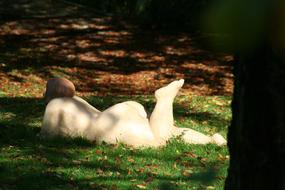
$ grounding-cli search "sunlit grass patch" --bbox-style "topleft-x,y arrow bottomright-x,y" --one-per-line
0,95 -> 230,190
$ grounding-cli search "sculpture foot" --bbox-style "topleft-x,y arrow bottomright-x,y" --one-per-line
212,133 -> 227,146
155,79 -> 184,100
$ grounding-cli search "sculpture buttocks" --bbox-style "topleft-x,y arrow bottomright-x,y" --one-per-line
40,79 -> 227,148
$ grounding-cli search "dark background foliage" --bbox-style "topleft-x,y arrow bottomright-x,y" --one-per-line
66,0 -> 216,31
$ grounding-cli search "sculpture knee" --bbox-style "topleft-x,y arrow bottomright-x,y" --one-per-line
124,101 -> 147,118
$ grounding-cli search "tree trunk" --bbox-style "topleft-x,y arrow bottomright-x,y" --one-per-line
225,44 -> 285,189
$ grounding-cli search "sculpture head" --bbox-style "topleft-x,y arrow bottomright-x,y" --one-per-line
44,77 -> 75,104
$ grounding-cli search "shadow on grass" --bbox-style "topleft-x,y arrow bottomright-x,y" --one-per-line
0,126 -> 223,189
0,140 -> 221,190
0,96 -> 227,189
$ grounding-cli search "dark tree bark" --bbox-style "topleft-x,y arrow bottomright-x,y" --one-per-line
221,0 -> 285,188
204,0 -> 285,189
225,42 -> 285,189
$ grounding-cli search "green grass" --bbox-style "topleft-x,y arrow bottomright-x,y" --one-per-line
0,95 -> 231,190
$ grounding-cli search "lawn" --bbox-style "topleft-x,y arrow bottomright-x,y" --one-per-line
0,1 -> 232,189
0,95 -> 231,190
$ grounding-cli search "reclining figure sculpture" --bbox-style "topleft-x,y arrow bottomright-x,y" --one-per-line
41,78 -> 226,147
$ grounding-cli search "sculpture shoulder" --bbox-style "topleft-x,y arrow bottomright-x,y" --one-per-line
73,96 -> 101,113
46,96 -> 100,115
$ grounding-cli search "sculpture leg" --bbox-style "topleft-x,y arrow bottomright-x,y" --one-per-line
179,128 -> 227,146
149,79 -> 227,146
149,79 -> 184,140
86,101 -> 160,147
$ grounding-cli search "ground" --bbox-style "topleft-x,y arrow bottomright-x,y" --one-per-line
0,0 -> 233,98
0,1 -> 233,190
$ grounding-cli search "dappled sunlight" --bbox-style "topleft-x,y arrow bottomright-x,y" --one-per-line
75,39 -> 94,49
164,46 -> 205,56
78,52 -> 108,62
0,21 -> 31,35
0,0 -> 233,97
99,50 -> 127,58
129,52 -> 165,63
98,30 -> 131,37
56,18 -> 111,30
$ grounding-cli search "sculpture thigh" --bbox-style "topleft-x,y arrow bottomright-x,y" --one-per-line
85,101 -> 158,147
41,97 -> 158,147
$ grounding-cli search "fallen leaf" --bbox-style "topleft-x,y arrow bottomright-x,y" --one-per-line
217,154 -> 229,162
96,168 -> 104,175
108,171 -> 113,176
183,151 -> 197,158
181,161 -> 192,168
145,176 -> 153,183
182,170 -> 193,177
116,171 -> 121,176
200,158 -> 208,162
85,175 -> 93,180
137,168 -> 145,173
95,150 -> 103,155
72,160 -> 82,165
127,157 -> 135,163
145,164 -> 159,169
115,156 -> 121,164
136,184 -> 147,189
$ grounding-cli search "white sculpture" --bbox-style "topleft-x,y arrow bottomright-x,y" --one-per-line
40,79 -> 227,147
